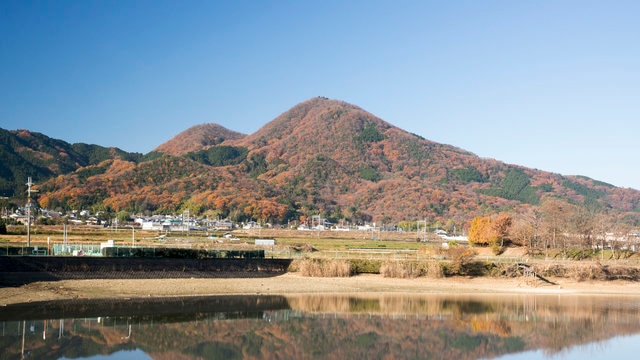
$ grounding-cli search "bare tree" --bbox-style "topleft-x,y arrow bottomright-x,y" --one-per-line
570,206 -> 598,252
540,199 -> 575,258
593,212 -> 613,261
511,208 -> 542,255
610,222 -> 632,262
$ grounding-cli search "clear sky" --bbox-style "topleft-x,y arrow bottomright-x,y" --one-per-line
1,1 -> 639,189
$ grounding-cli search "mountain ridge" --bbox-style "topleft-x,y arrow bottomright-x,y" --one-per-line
2,97 -> 639,227
0,128 -> 141,197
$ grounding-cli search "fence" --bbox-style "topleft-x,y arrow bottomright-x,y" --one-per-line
265,248 -> 423,261
0,245 -> 47,256
52,243 -> 102,256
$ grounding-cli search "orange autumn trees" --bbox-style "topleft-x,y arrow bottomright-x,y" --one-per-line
25,97 -> 640,229
468,213 -> 513,254
469,217 -> 492,246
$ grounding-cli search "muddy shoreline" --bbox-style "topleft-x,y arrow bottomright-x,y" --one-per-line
2,273 -> 640,307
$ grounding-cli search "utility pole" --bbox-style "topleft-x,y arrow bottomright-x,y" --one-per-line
417,219 -> 427,242
26,177 -> 38,247
0,196 -> 9,222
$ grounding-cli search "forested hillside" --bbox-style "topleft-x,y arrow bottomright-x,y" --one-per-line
4,98 -> 640,229
153,123 -> 245,155
0,128 -> 141,197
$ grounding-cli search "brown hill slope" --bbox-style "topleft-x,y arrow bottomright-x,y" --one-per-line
221,97 -> 640,224
224,97 -> 498,222
0,128 -> 141,197
231,97 -> 472,169
154,123 -> 245,155
38,97 -> 640,226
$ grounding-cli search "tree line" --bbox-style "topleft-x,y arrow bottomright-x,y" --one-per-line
469,198 -> 636,259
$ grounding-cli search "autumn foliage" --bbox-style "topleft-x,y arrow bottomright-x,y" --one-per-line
10,97 -> 637,228
469,214 -> 513,254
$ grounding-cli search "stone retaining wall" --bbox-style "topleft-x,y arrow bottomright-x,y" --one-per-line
0,256 -> 292,285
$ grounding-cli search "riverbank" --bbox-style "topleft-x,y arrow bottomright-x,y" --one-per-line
2,273 -> 640,306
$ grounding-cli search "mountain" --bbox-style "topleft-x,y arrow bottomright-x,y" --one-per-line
6,97 -> 640,226
221,97 -> 640,224
153,123 -> 245,156
0,128 -> 141,197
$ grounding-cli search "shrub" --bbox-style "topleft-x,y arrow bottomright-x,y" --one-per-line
446,247 -> 478,274
349,259 -> 382,274
490,241 -> 504,255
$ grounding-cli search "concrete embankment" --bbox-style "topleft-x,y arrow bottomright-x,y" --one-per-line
0,256 -> 292,285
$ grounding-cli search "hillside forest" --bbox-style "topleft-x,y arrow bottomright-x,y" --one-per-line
1,98 -> 640,255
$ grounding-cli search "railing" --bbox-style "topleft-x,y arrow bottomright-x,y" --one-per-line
0,245 -> 47,256
1,242 -> 638,266
265,248 -> 426,261
53,244 -> 102,256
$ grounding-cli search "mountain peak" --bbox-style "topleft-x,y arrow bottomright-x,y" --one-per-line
237,97 -> 386,145
4,97 -> 640,226
154,123 -> 245,155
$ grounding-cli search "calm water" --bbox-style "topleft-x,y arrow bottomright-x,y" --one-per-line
1,293 -> 639,359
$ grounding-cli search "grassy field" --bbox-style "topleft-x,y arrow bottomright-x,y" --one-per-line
0,224 -> 433,255
3,224 -> 640,282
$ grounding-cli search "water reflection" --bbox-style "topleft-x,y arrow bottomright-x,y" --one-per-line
1,294 -> 639,359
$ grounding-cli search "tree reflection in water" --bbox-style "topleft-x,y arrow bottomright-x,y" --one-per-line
1,294 -> 639,359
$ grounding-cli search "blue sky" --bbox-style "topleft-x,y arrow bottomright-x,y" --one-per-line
1,1 -> 639,189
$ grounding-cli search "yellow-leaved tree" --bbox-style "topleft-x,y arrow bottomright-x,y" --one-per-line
468,216 -> 492,246
469,214 -> 513,255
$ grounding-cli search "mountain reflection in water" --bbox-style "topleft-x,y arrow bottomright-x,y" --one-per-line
1,294 -> 639,359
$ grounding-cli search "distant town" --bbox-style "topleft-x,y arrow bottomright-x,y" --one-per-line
2,205 -> 469,243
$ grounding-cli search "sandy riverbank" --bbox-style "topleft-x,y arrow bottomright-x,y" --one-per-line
2,273 -> 640,306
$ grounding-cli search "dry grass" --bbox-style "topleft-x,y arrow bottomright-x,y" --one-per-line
536,262 -> 640,282
380,261 -> 415,278
380,261 -> 444,279
423,261 -> 445,278
291,259 -> 352,277
291,258 -> 447,279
